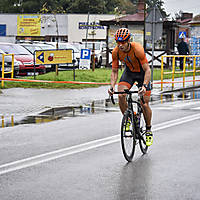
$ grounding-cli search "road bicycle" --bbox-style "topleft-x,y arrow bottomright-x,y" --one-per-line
111,89 -> 148,162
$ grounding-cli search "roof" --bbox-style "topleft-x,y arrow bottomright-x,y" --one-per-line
100,12 -> 145,26
176,18 -> 192,24
189,20 -> 200,25
117,12 -> 144,22
100,13 -> 176,28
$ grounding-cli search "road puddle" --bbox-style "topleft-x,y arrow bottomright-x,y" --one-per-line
157,89 -> 200,104
1,88 -> 200,128
0,100 -> 119,128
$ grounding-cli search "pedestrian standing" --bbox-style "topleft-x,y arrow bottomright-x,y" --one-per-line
177,38 -> 189,70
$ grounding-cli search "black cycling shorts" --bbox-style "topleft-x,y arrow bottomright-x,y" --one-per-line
119,67 -> 151,91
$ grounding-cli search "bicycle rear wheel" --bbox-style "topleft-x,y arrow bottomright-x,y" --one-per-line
121,110 -> 136,162
139,112 -> 148,154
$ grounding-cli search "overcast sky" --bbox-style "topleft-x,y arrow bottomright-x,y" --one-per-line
163,0 -> 200,18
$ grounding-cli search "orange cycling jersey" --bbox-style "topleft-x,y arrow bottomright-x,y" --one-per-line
112,42 -> 148,72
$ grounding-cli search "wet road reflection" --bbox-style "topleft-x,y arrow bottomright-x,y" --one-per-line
0,100 -> 119,128
1,88 -> 200,128
157,89 -> 200,104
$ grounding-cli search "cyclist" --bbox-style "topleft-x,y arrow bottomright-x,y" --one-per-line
108,28 -> 153,146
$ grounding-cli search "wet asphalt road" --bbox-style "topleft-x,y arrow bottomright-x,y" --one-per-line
0,86 -> 200,199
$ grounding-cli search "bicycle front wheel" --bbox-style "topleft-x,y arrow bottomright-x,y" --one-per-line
121,110 -> 136,162
139,112 -> 148,154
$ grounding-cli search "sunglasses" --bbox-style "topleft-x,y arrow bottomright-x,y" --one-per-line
116,41 -> 127,45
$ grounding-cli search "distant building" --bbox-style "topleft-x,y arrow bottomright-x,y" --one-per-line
100,0 -> 177,67
0,13 -> 115,43
175,12 -> 193,43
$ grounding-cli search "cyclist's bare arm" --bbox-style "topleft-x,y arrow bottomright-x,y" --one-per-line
111,67 -> 118,88
108,67 -> 118,95
142,63 -> 151,85
139,63 -> 151,95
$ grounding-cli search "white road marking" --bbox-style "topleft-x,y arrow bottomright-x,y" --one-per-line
191,107 -> 200,110
154,100 -> 200,110
1,113 -> 200,175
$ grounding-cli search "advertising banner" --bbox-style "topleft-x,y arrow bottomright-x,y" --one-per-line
17,14 -> 41,36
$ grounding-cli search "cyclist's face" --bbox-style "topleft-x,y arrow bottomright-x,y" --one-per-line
117,40 -> 129,52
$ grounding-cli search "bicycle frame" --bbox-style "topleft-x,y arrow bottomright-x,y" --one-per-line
111,89 -> 145,133
110,89 -> 148,161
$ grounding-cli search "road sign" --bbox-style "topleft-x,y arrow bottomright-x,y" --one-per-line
145,6 -> 163,41
179,31 -> 186,39
145,5 -> 164,84
35,49 -> 73,65
79,49 -> 91,69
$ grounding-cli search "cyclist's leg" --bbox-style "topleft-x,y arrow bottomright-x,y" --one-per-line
137,81 -> 153,146
118,84 -> 129,114
143,91 -> 153,146
118,68 -> 135,115
136,79 -> 152,127
142,91 -> 152,129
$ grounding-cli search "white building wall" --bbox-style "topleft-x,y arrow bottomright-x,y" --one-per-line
40,14 -> 68,36
67,14 -> 115,43
0,14 -> 17,42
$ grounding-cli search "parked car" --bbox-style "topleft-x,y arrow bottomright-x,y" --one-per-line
0,43 -> 46,76
0,49 -> 19,77
48,42 -> 80,69
17,42 -> 55,72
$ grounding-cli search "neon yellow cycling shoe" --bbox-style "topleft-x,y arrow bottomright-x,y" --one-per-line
146,131 -> 153,146
125,118 -> 131,131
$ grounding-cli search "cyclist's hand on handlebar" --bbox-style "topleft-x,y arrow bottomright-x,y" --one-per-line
138,86 -> 146,96
108,87 -> 115,96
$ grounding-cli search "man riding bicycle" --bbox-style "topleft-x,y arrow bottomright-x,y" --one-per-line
108,28 -> 153,146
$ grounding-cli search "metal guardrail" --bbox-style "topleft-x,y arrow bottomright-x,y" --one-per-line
161,55 -> 200,90
1,54 -> 15,87
1,115 -> 14,128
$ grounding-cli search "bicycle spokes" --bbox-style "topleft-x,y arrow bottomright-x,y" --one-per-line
121,113 -> 136,162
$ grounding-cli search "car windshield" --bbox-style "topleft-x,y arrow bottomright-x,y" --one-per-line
22,45 -> 42,54
58,43 -> 79,53
39,44 -> 55,50
86,43 -> 101,50
0,44 -> 31,55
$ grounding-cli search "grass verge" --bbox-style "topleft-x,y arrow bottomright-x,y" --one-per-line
1,67 -> 200,89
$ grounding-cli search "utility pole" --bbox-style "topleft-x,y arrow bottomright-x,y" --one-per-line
54,14 -> 59,76
143,0 -> 146,50
88,21 -> 96,72
85,12 -> 90,48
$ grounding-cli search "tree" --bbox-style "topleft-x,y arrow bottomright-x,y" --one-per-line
145,0 -> 168,18
0,0 -> 168,16
130,0 -> 168,18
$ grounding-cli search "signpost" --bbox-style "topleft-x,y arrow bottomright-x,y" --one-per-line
34,49 -> 73,79
35,49 -> 73,65
79,49 -> 91,70
145,5 -> 163,85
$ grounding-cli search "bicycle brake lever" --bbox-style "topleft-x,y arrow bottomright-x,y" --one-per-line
110,95 -> 115,105
110,88 -> 115,105
141,96 -> 145,104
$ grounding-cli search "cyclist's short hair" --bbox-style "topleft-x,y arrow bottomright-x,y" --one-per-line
115,28 -> 131,42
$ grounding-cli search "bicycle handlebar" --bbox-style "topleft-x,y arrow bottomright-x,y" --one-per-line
110,89 -> 145,105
